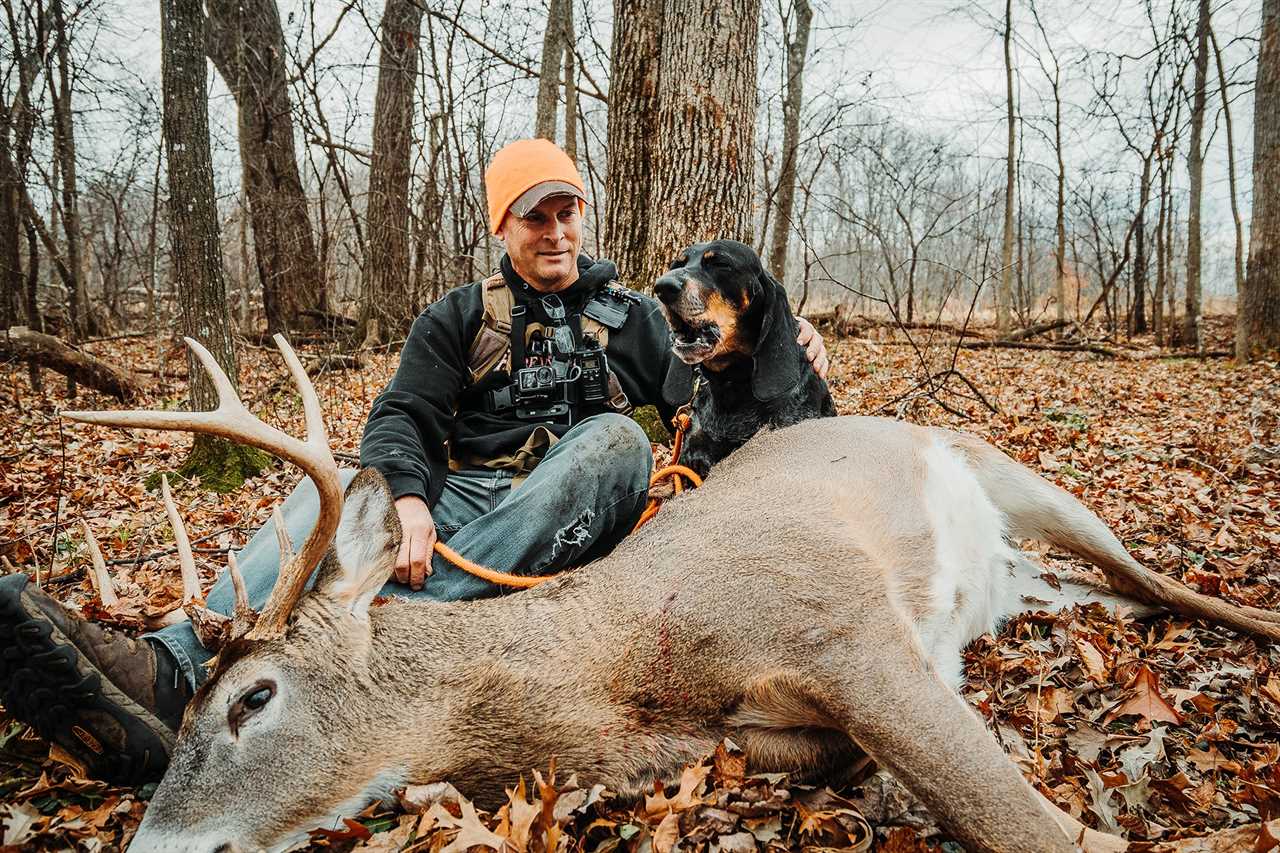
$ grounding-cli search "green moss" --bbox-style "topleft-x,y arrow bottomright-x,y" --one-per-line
630,404 -> 672,445
145,436 -> 272,494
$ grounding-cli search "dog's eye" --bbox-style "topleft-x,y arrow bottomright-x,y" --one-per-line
668,255 -> 689,270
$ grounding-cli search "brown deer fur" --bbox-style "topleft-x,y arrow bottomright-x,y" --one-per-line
123,415 -> 1280,853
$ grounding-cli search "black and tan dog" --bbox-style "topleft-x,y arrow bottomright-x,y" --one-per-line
654,239 -> 836,478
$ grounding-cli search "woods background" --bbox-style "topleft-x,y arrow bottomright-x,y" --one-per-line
3,1 -> 1280,849
3,0 -> 1279,376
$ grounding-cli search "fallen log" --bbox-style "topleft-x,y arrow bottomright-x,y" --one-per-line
960,339 -> 1119,357
805,310 -> 987,339
1005,319 -> 1074,341
300,308 -> 357,328
960,339 -> 1235,360
1,326 -> 144,401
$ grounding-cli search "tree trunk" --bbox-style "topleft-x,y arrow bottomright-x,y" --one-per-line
1132,155 -> 1151,334
766,0 -> 811,284
161,0 -> 268,491
0,107 -> 21,330
640,0 -> 762,294
603,0 -> 663,288
206,0 -> 326,336
1154,152 -> 1169,346
1208,28 -> 1245,353
562,0 -> 577,164
1241,0 -> 1280,360
1052,70 -> 1066,338
536,0 -> 568,142
50,0 -> 90,342
998,0 -> 1016,334
359,0 -> 424,345
1184,0 -> 1210,350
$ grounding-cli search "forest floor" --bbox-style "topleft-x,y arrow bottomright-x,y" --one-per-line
0,316 -> 1277,851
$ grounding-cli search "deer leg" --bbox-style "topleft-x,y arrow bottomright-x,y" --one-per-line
811,621 -> 1122,853
953,432 -> 1280,639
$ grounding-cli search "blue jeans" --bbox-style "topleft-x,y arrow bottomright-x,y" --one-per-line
149,414 -> 652,689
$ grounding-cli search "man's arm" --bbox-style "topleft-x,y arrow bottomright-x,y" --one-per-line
361,294 -> 474,590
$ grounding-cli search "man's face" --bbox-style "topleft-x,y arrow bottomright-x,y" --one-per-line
498,195 -> 583,293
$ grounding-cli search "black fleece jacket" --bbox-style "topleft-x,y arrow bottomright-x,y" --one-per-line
359,254 -> 693,507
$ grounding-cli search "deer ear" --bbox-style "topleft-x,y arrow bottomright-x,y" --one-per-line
314,468 -> 401,619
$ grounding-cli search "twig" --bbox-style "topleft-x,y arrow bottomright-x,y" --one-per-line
106,546 -> 232,567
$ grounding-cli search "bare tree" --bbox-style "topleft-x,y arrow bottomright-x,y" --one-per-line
160,0 -> 267,489
205,0 -> 326,336
49,0 -> 90,341
1208,28 -> 1244,329
603,0 -> 662,287
997,0 -> 1015,334
1027,1 -> 1066,337
535,0 -> 569,142
358,0 -> 424,345
640,0 -> 763,291
1183,0 -> 1209,350
766,0 -> 812,283
1241,0 -> 1280,360
562,0 -> 578,164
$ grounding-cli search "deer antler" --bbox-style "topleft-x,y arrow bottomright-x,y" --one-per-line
80,521 -> 120,609
158,472 -> 233,649
63,335 -> 342,642
159,475 -> 202,606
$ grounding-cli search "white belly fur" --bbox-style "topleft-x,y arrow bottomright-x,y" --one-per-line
912,438 -> 1021,687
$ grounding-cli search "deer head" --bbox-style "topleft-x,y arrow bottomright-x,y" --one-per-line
129,469 -> 407,852
65,338 -> 412,851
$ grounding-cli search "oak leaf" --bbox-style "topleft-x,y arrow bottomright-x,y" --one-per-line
1108,665 -> 1182,725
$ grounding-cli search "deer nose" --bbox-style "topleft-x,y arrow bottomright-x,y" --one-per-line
653,274 -> 683,304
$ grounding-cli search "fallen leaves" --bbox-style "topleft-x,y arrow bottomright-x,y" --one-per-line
1,319 -> 1278,850
1108,666 -> 1184,726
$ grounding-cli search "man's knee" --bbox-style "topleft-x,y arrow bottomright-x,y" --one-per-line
587,413 -> 651,465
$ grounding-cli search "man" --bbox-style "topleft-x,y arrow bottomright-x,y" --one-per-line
0,139 -> 828,784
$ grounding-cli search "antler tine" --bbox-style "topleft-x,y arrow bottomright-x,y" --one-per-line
225,551 -> 258,640
160,475 -> 202,605
272,507 -> 295,566
80,521 -> 120,609
63,335 -> 344,642
272,333 -> 326,449
227,551 -> 250,615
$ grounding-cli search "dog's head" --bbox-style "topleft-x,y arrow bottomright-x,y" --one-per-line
653,239 -> 805,401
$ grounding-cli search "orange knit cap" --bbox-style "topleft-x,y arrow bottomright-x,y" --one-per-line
485,139 -> 587,235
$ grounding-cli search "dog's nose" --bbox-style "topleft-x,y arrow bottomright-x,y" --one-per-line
653,274 -> 683,304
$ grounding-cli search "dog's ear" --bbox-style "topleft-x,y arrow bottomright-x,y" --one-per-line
751,271 -> 806,402
662,356 -> 695,408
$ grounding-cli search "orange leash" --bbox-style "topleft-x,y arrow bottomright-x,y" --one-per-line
631,408 -> 703,531
431,540 -> 546,589
432,389 -> 704,588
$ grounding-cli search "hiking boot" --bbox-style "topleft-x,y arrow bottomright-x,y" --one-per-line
0,572 -> 192,785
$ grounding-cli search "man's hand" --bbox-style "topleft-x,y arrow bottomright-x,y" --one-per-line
796,317 -> 829,379
394,495 -> 437,591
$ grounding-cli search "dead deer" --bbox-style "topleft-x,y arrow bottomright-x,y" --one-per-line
62,337 -> 1279,853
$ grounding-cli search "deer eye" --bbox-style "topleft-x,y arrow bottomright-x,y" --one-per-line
229,679 -> 276,735
244,686 -> 272,710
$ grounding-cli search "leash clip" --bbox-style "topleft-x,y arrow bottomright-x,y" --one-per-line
672,370 -> 702,432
